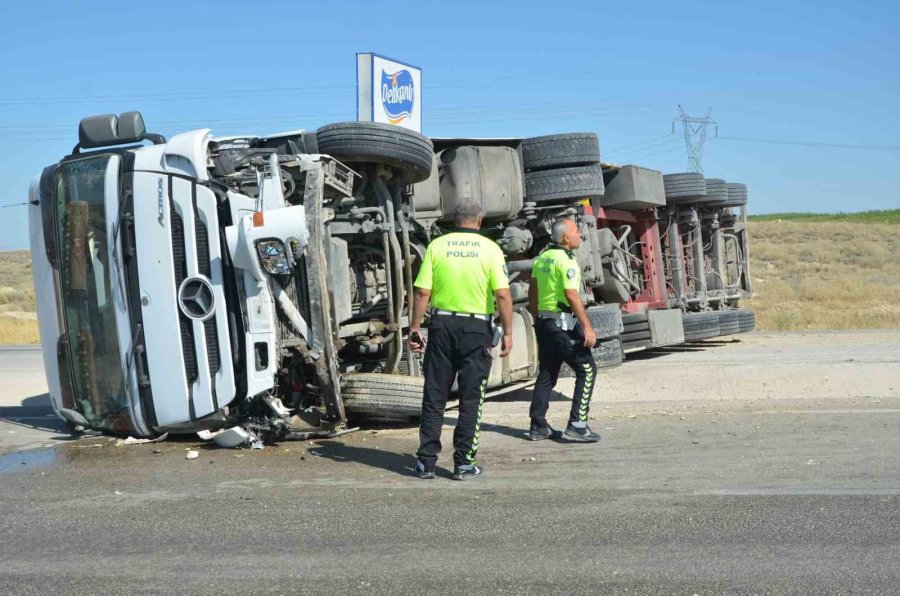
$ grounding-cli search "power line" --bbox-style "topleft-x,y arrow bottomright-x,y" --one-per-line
0,72 -> 626,106
718,135 -> 900,152
608,136 -> 682,159
622,144 -> 687,161
608,133 -> 675,152
608,143 -> 687,164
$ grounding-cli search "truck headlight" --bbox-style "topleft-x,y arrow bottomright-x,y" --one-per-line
256,240 -> 292,275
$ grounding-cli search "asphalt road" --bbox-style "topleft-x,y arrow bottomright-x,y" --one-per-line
0,346 -> 68,453
1,331 -> 900,594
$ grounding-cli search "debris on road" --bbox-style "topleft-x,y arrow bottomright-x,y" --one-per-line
185,450 -> 199,460
198,427 -> 260,449
118,433 -> 169,447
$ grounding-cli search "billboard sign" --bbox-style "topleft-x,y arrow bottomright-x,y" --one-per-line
357,53 -> 422,132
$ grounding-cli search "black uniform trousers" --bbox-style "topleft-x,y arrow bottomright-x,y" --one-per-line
530,317 -> 598,429
417,315 -> 493,468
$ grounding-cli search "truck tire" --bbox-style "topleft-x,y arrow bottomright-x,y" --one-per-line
560,336 -> 623,377
720,183 -> 749,208
316,122 -> 435,184
717,310 -> 740,336
522,133 -> 600,171
596,337 -> 624,369
587,304 -> 623,339
726,183 -> 748,202
704,178 -> 728,204
736,309 -> 756,333
341,373 -> 424,422
525,164 -> 605,204
663,173 -> 706,204
682,311 -> 720,341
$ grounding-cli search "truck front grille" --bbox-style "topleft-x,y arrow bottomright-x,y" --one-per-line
170,208 -> 199,385
169,181 -> 225,415
194,213 -> 220,377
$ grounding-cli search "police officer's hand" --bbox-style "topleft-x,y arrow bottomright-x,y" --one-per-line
500,333 -> 513,357
583,326 -> 597,349
408,328 -> 426,353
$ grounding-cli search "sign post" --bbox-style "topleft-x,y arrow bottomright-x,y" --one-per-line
357,53 -> 422,133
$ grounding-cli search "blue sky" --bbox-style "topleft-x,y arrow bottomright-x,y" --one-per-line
1,0 -> 898,250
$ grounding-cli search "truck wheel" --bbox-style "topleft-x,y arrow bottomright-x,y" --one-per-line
663,173 -> 707,204
704,178 -> 728,204
341,373 -> 424,422
682,311 -> 720,341
726,183 -> 748,204
560,336 -> 623,377
587,304 -> 623,339
736,309 -> 756,333
596,336 -> 624,369
719,194 -> 748,208
522,133 -> 600,171
525,164 -> 605,204
717,310 -> 740,336
316,122 -> 434,184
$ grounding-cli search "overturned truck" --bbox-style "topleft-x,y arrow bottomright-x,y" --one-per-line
28,112 -> 752,439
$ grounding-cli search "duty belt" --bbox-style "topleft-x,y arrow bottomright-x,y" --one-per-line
431,309 -> 492,322
537,310 -> 576,331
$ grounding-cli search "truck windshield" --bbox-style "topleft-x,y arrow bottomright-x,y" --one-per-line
55,155 -> 132,433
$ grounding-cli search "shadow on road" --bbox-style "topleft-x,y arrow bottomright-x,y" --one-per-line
624,340 -> 741,361
0,393 -> 70,439
308,408 -> 553,477
310,439 -> 432,478
483,387 -> 567,404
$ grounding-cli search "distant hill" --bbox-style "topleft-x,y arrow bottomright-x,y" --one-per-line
749,209 -> 900,224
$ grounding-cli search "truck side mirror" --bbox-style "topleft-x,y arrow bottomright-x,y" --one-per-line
79,114 -> 120,149
75,111 -> 164,152
116,111 -> 146,141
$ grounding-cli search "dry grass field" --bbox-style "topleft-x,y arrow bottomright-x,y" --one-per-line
0,250 -> 37,344
1,215 -> 898,344
745,219 -> 900,331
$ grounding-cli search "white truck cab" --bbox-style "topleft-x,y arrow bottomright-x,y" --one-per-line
30,113 -> 354,438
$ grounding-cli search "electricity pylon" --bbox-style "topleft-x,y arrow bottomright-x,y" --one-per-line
673,106 -> 717,173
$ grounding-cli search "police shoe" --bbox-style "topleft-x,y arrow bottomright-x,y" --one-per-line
563,424 -> 601,443
525,425 -> 556,441
414,460 -> 435,480
452,464 -> 483,481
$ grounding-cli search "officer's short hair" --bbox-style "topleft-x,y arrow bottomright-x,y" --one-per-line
551,218 -> 573,244
453,199 -> 484,225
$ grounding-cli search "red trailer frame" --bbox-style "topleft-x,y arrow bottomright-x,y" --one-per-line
593,206 -> 668,313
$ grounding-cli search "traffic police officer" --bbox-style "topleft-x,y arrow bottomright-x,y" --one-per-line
527,218 -> 601,442
408,199 -> 513,480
